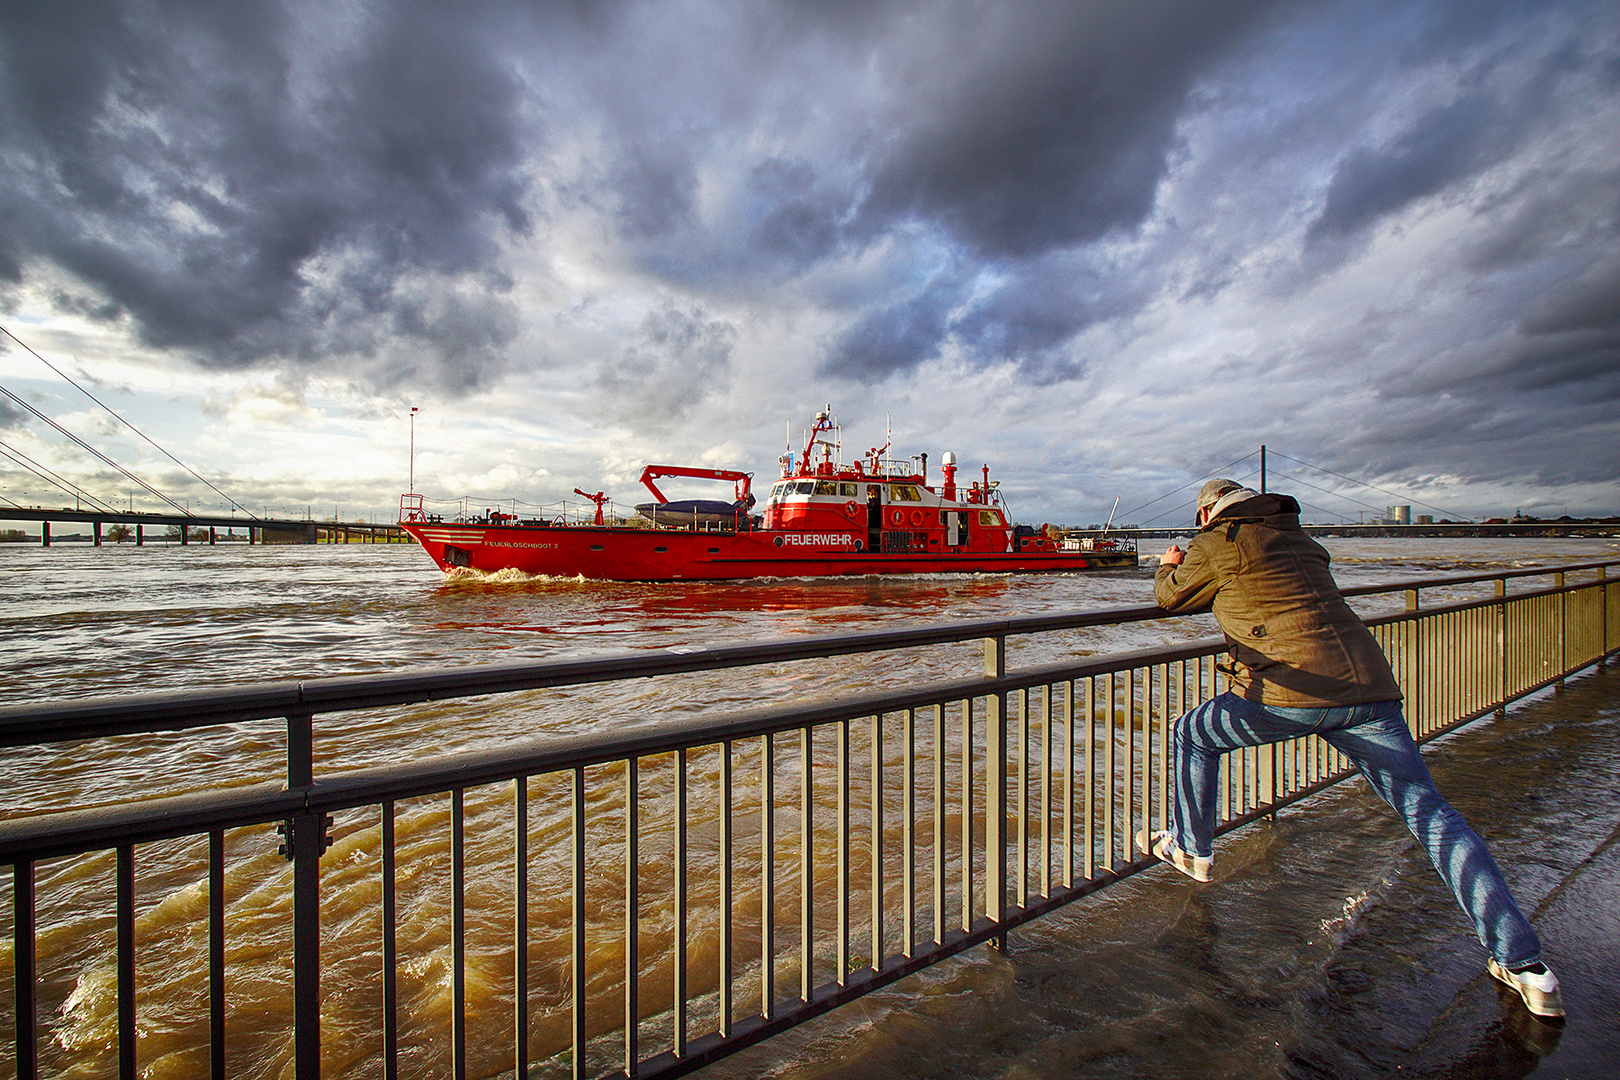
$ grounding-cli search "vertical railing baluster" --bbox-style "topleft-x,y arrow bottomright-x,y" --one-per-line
720,741 -> 734,1033
118,843 -> 136,1080
797,732 -> 812,1004
284,711 -> 321,1080
1062,681 -> 1075,890
961,697 -> 974,934
903,707 -> 916,957
209,830 -> 225,1080
932,704 -> 945,946
1015,686 -> 1027,909
572,767 -> 587,1080
1083,677 -> 1094,881
870,715 -> 883,972
984,637 -> 1006,926
625,758 -> 639,1075
514,782 -> 528,1080
12,860 -> 37,1080
382,801 -> 398,1080
837,722 -> 849,984
452,788 -> 466,1080
1040,685 -> 1051,899
760,736 -> 774,1019
1103,671 -> 1115,871
675,750 -> 688,1053
1138,667 -> 1151,844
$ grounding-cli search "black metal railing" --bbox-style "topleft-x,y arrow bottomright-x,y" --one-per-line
2,561 -> 1614,1079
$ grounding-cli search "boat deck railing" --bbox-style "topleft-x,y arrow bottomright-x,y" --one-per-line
2,560 -> 1615,1079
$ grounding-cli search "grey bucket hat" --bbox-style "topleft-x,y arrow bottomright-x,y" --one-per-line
1197,478 -> 1243,511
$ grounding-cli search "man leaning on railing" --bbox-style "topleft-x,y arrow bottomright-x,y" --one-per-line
1144,478 -> 1564,1020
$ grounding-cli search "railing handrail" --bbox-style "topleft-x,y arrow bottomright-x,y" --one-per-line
1337,558 -> 1615,596
3,573 -> 1611,862
3,560 -> 1614,748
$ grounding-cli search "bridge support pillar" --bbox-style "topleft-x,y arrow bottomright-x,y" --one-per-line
41,521 -> 50,547
209,527 -> 217,546
136,525 -> 143,546
94,521 -> 102,546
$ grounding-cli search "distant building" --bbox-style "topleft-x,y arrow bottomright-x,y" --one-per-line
1386,505 -> 1411,525
1416,514 -> 1433,525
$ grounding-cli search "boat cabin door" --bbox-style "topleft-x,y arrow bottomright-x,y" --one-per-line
946,510 -> 970,547
866,485 -> 883,552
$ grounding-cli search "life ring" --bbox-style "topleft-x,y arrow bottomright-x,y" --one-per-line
909,509 -> 925,528
888,507 -> 904,527
844,500 -> 859,519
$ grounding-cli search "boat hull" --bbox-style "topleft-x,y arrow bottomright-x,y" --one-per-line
402,522 -> 1138,580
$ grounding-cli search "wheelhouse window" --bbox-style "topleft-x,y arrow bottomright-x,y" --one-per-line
978,509 -> 1004,527
838,482 -> 859,497
891,484 -> 923,502
815,481 -> 837,496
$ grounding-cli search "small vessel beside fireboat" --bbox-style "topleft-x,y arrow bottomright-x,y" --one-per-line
399,409 -> 1137,580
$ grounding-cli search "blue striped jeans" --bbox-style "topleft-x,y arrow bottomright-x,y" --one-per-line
1170,692 -> 1542,968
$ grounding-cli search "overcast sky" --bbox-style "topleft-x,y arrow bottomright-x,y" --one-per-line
2,0 -> 1617,527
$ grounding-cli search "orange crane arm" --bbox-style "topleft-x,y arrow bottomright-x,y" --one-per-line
638,465 -> 754,505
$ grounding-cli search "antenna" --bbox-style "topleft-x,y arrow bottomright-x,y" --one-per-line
409,407 -> 419,493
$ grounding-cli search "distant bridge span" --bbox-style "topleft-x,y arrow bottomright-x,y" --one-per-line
0,506 -> 410,546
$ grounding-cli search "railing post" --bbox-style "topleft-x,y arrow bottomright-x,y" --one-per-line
1556,571 -> 1567,687
1496,578 -> 1508,711
13,860 -> 36,1080
983,635 -> 1006,928
286,712 -> 322,1080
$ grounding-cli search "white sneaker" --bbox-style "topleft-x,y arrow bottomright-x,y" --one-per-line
1488,958 -> 1565,1018
1138,829 -> 1212,882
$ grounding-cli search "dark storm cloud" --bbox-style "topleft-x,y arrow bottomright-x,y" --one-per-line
1307,18 -> 1603,246
0,0 -> 535,388
824,276 -> 966,379
749,158 -> 847,268
1307,95 -> 1507,242
595,305 -> 737,426
812,0 -> 1298,381
1499,259 -> 1620,402
824,258 -> 1135,380
857,0 -> 1293,260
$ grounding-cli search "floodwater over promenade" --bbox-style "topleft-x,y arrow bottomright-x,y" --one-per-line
3,536 -> 1617,1078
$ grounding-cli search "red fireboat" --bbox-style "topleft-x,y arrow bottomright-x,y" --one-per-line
399,409 -> 1137,580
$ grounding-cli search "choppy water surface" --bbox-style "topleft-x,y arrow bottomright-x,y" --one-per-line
2,535 -> 1616,1079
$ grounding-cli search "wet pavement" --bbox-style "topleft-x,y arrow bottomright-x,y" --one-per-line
709,660 -> 1620,1080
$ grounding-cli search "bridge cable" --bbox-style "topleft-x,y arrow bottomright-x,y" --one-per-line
1267,450 -> 1466,521
1112,450 -> 1262,525
1262,466 -> 1390,519
0,323 -> 258,519
0,438 -> 120,513
0,381 -> 188,514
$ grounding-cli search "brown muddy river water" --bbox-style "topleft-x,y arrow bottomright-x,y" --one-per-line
3,536 -> 1617,1079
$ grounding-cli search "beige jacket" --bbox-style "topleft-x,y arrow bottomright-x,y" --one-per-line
1154,492 -> 1401,707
